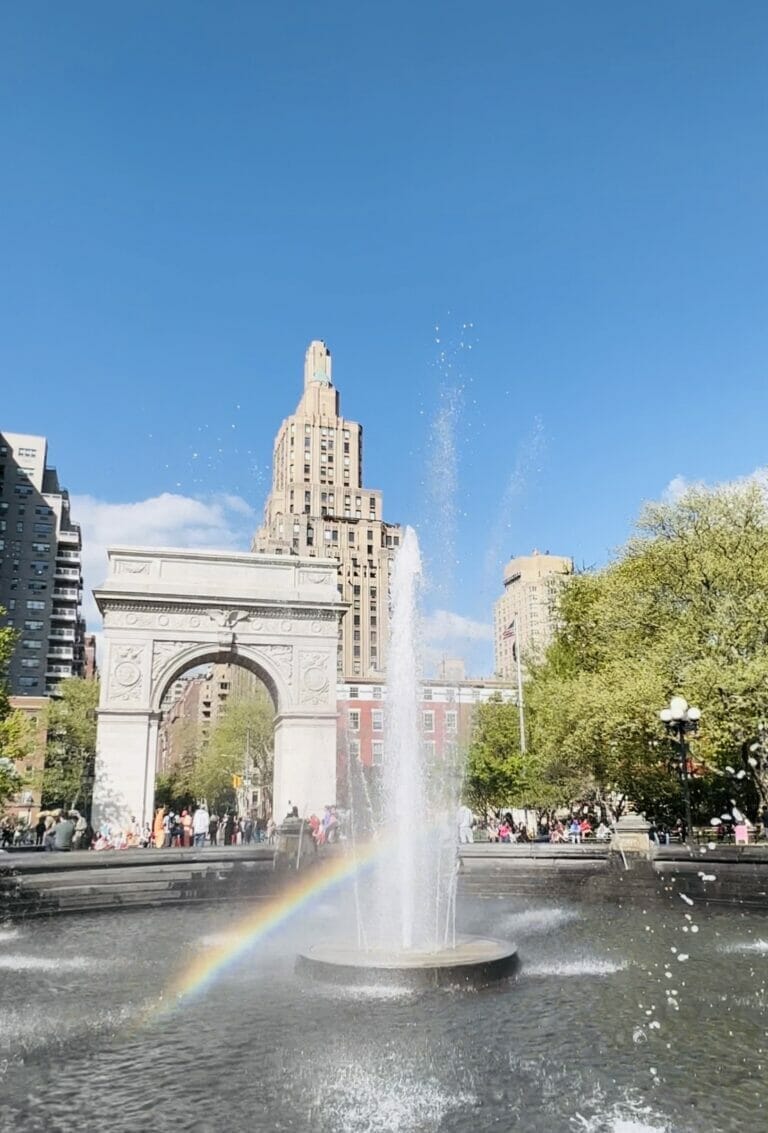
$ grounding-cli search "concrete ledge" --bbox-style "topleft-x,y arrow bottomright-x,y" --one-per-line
0,845 -> 279,918
460,843 -> 611,861
652,844 -> 768,865
0,845 -> 274,873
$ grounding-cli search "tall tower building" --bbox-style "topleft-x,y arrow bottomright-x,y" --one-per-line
494,550 -> 573,677
253,341 -> 402,679
0,432 -> 86,696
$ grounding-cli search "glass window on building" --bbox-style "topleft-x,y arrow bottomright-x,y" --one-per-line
348,709 -> 360,731
372,710 -> 383,731
372,741 -> 384,765
423,711 -> 435,732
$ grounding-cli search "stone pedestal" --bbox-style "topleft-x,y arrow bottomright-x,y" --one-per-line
612,812 -> 651,858
275,817 -> 318,870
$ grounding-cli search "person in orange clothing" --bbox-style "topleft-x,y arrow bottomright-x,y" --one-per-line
181,809 -> 193,847
153,807 -> 165,849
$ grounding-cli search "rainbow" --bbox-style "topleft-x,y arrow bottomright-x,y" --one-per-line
145,840 -> 382,1022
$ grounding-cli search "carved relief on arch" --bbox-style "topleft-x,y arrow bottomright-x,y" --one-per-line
114,559 -> 151,576
151,641 -> 188,683
299,650 -> 331,705
108,644 -> 147,703
257,644 -> 293,684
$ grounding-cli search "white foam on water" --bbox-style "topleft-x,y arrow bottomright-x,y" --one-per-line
497,907 -> 580,936
0,954 -> 94,971
0,928 -> 21,943
313,1064 -> 476,1132
721,939 -> 768,954
571,1096 -> 672,1132
197,933 -> 236,948
525,958 -> 628,977
312,982 -> 417,1002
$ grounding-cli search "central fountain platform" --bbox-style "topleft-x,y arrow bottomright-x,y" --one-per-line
297,935 -> 518,989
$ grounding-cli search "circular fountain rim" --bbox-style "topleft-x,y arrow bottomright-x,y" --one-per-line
297,935 -> 518,988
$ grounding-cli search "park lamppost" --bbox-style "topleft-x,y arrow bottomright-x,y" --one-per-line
659,696 -> 701,841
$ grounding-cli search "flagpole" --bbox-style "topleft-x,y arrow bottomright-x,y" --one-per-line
514,616 -> 526,754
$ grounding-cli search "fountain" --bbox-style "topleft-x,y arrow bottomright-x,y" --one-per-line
298,526 -> 517,987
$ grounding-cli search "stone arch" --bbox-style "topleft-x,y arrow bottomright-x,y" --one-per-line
91,547 -> 344,831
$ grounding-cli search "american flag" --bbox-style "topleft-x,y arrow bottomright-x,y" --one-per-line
503,619 -> 517,660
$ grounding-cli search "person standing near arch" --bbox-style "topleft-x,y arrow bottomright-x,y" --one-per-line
192,804 -> 210,848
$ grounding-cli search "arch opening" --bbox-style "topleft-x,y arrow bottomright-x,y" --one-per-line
151,652 -> 278,847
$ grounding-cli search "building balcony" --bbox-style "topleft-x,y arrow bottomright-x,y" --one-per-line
58,528 -> 81,546
49,628 -> 75,641
48,645 -> 74,659
51,607 -> 77,622
56,548 -> 81,562
52,587 -> 81,601
46,663 -> 73,679
54,566 -> 81,581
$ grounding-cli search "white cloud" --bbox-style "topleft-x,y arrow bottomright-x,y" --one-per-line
422,609 -> 494,643
421,609 -> 495,679
663,466 -> 768,503
72,492 -> 256,629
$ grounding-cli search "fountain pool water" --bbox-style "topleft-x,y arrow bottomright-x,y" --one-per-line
3,896 -> 768,1131
299,526 -> 517,986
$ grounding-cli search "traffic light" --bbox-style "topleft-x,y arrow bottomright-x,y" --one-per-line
232,775 -> 243,789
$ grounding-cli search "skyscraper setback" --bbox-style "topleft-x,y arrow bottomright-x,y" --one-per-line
0,432 -> 86,695
253,341 -> 402,678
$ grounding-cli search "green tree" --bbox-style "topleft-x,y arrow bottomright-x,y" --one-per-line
0,609 -> 18,725
0,756 -> 23,811
464,696 -> 533,813
0,709 -> 38,811
190,690 -> 274,812
0,607 -> 24,808
154,768 -> 195,812
42,678 -> 100,812
526,479 -> 768,819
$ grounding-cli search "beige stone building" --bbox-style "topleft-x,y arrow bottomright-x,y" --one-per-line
494,551 -> 573,677
253,340 -> 402,679
158,663 -> 263,774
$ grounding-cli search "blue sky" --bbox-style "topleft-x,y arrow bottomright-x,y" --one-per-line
2,2 -> 768,673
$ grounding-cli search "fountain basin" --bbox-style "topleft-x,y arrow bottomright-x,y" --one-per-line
297,935 -> 518,989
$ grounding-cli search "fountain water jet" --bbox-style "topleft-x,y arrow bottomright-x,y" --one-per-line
299,526 -> 516,987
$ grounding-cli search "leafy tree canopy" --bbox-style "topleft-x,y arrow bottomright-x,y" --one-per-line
464,695 -> 540,813
525,480 -> 768,818
0,610 -> 18,724
189,689 -> 274,813
42,678 -> 99,812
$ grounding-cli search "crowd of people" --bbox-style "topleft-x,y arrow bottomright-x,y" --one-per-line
464,810 -> 614,844
147,806 -> 277,849
1,810 -> 91,851
0,806 -> 279,852
306,804 -> 341,846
